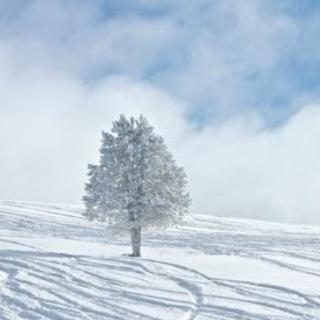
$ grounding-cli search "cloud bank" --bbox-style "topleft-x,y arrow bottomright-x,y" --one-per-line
1,0 -> 320,224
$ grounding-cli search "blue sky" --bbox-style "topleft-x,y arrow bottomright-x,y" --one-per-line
1,0 -> 320,223
2,0 -> 320,124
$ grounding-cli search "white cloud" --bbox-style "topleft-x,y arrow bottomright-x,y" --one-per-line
0,69 -> 189,206
1,63 -> 320,224
180,105 -> 320,224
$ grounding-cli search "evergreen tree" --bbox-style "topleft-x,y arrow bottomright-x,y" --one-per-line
83,115 -> 190,256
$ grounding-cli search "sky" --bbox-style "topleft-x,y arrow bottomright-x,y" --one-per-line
1,0 -> 320,224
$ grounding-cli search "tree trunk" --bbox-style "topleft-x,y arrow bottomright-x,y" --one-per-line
130,226 -> 141,257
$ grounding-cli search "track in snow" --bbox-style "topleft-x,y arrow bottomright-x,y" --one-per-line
0,201 -> 320,320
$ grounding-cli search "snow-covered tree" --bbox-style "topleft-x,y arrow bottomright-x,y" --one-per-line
83,115 -> 190,256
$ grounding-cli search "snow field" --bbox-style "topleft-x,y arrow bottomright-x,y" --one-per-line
0,201 -> 320,319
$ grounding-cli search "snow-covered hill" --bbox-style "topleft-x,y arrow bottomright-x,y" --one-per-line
0,201 -> 320,320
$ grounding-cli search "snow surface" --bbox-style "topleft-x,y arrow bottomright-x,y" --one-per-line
0,200 -> 320,319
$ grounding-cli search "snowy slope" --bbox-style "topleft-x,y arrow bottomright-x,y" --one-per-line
0,201 -> 320,320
